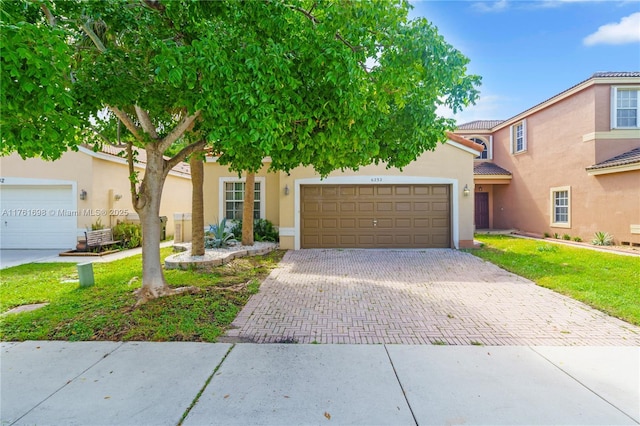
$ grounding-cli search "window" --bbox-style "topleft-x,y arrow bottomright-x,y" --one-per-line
219,177 -> 266,221
612,87 -> 639,128
550,186 -> 571,228
510,120 -> 527,154
470,137 -> 490,159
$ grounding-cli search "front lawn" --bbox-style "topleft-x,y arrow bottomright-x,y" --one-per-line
469,235 -> 640,326
0,247 -> 285,342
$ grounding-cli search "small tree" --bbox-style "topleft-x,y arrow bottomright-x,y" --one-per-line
2,1 -> 480,303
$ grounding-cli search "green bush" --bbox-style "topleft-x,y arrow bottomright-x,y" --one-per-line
543,232 -> 551,238
562,234 -> 571,240
112,222 -> 142,249
573,236 -> 582,242
230,219 -> 279,243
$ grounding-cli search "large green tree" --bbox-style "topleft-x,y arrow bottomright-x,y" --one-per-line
1,0 -> 480,302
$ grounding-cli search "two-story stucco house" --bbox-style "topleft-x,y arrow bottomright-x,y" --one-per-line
455,72 -> 640,245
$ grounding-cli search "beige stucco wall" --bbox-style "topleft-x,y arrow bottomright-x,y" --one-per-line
487,82 -> 640,244
204,140 -> 478,250
0,149 -> 192,240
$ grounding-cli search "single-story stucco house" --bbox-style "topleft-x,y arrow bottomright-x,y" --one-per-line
202,132 -> 483,250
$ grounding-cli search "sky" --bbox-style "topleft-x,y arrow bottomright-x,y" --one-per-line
408,0 -> 640,124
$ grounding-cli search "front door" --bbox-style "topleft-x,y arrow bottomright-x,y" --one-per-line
474,192 -> 489,229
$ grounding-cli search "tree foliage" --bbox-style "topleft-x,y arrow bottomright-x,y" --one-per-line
1,0 -> 480,299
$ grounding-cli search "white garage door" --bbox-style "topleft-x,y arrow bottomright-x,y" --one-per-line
1,184 -> 77,249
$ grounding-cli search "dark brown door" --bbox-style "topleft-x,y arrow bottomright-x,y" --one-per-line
301,184 -> 451,248
475,192 -> 489,229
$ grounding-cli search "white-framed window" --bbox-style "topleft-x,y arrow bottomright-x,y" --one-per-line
510,119 -> 527,154
550,186 -> 571,228
219,177 -> 266,221
470,136 -> 492,160
611,87 -> 639,129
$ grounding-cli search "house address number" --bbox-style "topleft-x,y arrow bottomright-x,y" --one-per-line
370,177 -> 383,182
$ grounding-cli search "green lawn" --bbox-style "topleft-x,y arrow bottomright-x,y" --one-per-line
469,235 -> 640,326
0,247 -> 285,342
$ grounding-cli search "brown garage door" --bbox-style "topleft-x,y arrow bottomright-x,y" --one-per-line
301,184 -> 451,248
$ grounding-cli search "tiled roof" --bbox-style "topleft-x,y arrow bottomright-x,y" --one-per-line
592,72 -> 640,78
84,144 -> 191,177
457,120 -> 505,130
586,147 -> 640,171
474,162 -> 512,176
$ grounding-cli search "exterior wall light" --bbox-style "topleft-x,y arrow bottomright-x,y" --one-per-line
114,194 -> 123,201
284,184 -> 290,196
80,189 -> 88,200
463,184 -> 470,197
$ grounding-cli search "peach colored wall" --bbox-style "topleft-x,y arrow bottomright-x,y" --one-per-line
0,151 -> 191,239
487,83 -> 640,244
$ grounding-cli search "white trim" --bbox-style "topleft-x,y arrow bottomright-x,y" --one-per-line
293,176 -> 460,250
611,86 -> 640,130
550,185 -> 571,229
631,225 -> 640,235
218,177 -> 266,221
445,139 -> 482,156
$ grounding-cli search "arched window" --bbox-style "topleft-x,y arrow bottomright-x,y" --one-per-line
471,137 -> 489,159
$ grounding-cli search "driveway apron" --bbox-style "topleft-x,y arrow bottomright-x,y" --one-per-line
225,249 -> 640,345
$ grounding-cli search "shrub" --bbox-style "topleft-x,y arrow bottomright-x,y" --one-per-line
112,222 -> 142,249
543,232 -> 551,238
573,236 -> 582,242
562,234 -> 571,240
90,218 -> 105,230
553,233 -> 560,239
592,231 -> 614,246
230,219 -> 279,243
205,218 -> 236,248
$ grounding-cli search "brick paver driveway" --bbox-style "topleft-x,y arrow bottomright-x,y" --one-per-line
225,249 -> 640,345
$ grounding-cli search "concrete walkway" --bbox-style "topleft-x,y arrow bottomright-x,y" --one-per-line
226,249 -> 640,345
0,242 -> 175,270
1,341 -> 638,425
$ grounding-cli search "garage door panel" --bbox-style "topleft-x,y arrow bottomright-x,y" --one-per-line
1,185 -> 76,249
301,184 -> 450,249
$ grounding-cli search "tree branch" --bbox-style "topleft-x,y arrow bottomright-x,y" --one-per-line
164,140 -> 207,175
109,106 -> 144,141
80,20 -> 107,53
134,105 -> 160,140
127,142 -> 143,209
40,4 -> 56,27
158,110 -> 202,152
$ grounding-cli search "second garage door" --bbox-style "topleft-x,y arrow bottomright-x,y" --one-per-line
301,184 -> 450,248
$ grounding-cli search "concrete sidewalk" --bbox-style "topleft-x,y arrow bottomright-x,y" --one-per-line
0,242 -> 175,270
1,341 -> 638,425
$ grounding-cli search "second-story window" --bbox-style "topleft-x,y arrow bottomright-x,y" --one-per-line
510,120 -> 527,154
613,87 -> 639,128
471,137 -> 489,159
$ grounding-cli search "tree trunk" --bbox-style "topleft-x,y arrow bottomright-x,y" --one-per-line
190,149 -> 205,256
242,172 -> 255,246
135,145 -> 171,301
